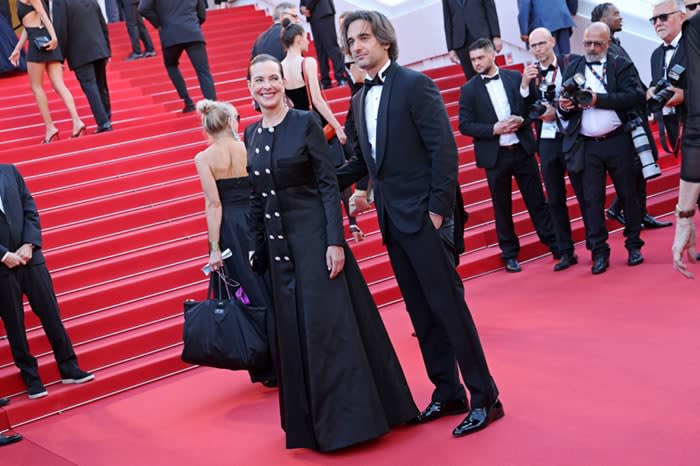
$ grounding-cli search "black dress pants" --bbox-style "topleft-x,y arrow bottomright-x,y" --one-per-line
0,264 -> 78,387
538,135 -> 585,256
582,132 -> 644,259
484,145 -> 557,260
454,45 -> 476,81
384,214 -> 497,408
74,59 -> 111,127
162,41 -> 216,106
122,1 -> 153,54
309,15 -> 345,86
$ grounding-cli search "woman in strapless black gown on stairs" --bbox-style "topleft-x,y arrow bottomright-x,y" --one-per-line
9,0 -> 85,143
194,99 -> 276,386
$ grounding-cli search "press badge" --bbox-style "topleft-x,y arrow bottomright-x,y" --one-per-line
540,121 -> 557,139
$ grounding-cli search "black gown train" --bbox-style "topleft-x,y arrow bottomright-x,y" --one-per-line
244,109 -> 418,452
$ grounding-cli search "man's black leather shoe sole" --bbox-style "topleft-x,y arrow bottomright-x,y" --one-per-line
591,257 -> 609,275
453,399 -> 505,437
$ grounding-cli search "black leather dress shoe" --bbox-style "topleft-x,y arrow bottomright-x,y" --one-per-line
0,432 -> 22,446
606,208 -> 625,225
591,256 -> 609,275
628,248 -> 644,266
408,399 -> 468,424
0,397 -> 9,407
452,399 -> 504,437
95,123 -> 112,133
504,258 -> 522,273
641,214 -> 672,229
553,253 -> 578,271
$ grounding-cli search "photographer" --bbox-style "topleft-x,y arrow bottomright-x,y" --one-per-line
558,22 -> 645,274
520,27 -> 585,271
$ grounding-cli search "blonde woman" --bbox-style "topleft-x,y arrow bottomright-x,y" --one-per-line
9,0 -> 85,142
194,99 -> 276,387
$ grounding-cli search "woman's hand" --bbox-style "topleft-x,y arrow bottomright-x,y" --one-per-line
9,49 -> 20,67
209,249 -> 223,272
326,245 -> 345,279
672,218 -> 697,278
46,37 -> 58,51
335,126 -> 347,145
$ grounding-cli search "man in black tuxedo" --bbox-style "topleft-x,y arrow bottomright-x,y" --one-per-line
441,0 -> 503,80
337,10 -> 502,438
117,0 -> 155,61
54,0 -> 113,134
521,27 -> 586,271
459,38 -> 558,273
592,2 -> 672,229
139,0 -> 216,113
559,22 -> 645,274
648,0 -> 687,153
0,164 -> 94,400
300,0 -> 346,88
251,2 -> 299,61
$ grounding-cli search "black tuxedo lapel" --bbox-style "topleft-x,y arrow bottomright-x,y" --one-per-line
374,62 -> 398,173
605,53 -> 617,91
354,87 -> 377,173
501,72 -> 520,115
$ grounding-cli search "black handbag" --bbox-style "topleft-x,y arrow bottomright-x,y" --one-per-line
32,35 -> 51,50
181,272 -> 269,371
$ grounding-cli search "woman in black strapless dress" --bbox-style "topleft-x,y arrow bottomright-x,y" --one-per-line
8,0 -> 85,143
193,99 -> 277,386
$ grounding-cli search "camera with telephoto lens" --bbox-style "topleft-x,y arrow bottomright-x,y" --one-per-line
647,64 -> 685,113
560,73 -> 594,107
623,115 -> 661,180
528,82 -> 557,120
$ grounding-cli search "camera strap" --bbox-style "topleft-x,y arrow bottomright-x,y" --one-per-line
586,62 -> 607,87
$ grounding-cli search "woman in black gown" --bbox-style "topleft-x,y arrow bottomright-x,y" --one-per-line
194,99 -> 276,386
244,54 -> 418,452
9,0 -> 85,142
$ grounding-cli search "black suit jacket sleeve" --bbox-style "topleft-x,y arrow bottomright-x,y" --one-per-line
567,0 -> 578,14
407,73 -> 458,217
139,0 -> 160,29
100,5 -> 111,56
17,168 -> 41,249
459,82 -> 496,139
197,0 -> 206,24
442,0 -> 455,51
484,0 -> 501,38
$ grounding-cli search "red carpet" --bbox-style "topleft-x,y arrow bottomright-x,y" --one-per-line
2,224 -> 699,466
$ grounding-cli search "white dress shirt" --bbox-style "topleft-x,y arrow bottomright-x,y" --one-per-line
580,59 -> 622,137
520,58 -> 568,137
662,32 -> 682,116
364,60 -> 392,161
483,70 -> 519,146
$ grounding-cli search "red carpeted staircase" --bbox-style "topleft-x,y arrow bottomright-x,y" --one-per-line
0,5 -> 680,429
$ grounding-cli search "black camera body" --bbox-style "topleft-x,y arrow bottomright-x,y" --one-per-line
528,83 -> 557,120
560,73 -> 593,107
647,64 -> 685,113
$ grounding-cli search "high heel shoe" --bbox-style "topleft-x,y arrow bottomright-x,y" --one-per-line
42,130 -> 59,144
71,125 -> 86,138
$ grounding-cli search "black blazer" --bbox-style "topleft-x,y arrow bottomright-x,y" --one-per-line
442,0 -> 500,51
139,0 -> 206,48
650,40 -> 687,90
559,52 -> 645,153
251,22 -> 284,61
459,68 -> 537,169
337,62 -> 458,236
0,164 -> 44,266
54,0 -> 110,71
300,0 -> 335,20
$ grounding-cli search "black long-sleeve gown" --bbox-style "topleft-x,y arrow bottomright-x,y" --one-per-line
244,109 -> 418,452
682,12 -> 700,182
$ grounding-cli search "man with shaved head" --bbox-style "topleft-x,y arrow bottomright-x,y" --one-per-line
559,22 -> 646,274
520,27 -> 585,271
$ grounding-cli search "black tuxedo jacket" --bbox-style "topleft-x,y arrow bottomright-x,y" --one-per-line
459,68 -> 537,169
54,0 -> 110,71
300,0 -> 335,20
442,0 -> 500,51
650,39 -> 687,91
139,0 -> 206,48
251,22 -> 284,61
559,52 -> 644,153
337,62 -> 458,236
0,164 -> 44,266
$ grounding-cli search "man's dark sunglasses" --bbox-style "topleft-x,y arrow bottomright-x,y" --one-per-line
649,10 -> 682,24
688,2 -> 700,11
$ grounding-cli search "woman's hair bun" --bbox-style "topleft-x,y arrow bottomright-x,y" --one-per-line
281,17 -> 292,28
196,99 -> 217,116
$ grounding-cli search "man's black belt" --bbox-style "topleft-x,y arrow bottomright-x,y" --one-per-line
581,126 -> 625,142
499,143 -> 520,151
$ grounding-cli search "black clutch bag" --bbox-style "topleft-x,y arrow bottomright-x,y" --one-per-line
33,36 -> 51,50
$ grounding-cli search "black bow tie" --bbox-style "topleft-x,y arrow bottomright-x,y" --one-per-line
587,61 -> 602,66
662,44 -> 676,52
482,74 -> 500,83
540,64 -> 556,76
364,74 -> 383,88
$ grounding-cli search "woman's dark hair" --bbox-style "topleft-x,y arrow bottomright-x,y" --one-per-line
339,10 -> 398,61
280,18 -> 305,50
247,54 -> 285,80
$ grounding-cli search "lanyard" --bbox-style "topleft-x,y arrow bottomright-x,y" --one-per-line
586,62 -> 607,86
